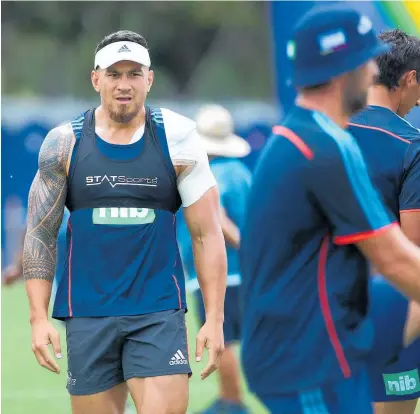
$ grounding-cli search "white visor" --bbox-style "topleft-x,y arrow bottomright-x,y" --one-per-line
94,41 -> 151,69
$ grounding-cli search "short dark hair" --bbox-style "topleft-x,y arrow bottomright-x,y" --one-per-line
376,29 -> 420,90
95,30 -> 148,55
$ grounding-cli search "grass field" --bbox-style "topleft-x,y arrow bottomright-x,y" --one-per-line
2,283 -> 267,414
3,284 -> 420,414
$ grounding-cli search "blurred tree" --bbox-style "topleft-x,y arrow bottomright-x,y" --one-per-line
1,1 -> 273,100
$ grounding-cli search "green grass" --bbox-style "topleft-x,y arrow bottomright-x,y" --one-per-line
2,283 -> 267,414
4,284 -> 419,413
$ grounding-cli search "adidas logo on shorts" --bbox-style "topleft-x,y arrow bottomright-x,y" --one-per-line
169,349 -> 188,365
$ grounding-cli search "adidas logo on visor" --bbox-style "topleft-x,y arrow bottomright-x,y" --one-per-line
118,44 -> 131,53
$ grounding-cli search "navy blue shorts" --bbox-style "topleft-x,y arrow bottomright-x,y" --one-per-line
66,309 -> 191,395
368,275 -> 420,402
368,275 -> 409,369
259,368 -> 372,414
194,286 -> 241,344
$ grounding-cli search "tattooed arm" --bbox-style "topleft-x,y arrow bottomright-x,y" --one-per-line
23,124 -> 74,373
24,123 -> 74,318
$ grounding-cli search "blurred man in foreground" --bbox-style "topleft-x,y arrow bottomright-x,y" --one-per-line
240,5 -> 420,413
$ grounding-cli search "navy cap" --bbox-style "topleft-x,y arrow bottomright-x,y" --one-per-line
287,4 -> 390,88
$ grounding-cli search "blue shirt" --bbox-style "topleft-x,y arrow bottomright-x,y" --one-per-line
240,105 -> 395,395
177,157 -> 252,291
349,105 -> 420,217
53,108 -> 185,319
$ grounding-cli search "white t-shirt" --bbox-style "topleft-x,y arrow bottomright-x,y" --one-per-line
128,108 -> 217,207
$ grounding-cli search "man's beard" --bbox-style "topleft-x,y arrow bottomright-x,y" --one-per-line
107,101 -> 141,124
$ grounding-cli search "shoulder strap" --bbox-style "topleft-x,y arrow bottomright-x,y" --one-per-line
150,108 -> 171,161
71,111 -> 88,141
149,107 -> 181,212
67,109 -> 95,192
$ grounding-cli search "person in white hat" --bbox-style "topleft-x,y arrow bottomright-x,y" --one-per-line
196,105 -> 251,159
177,104 -> 252,414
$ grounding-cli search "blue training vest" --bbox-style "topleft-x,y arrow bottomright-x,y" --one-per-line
52,107 -> 186,319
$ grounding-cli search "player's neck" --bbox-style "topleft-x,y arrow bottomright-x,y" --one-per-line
368,85 -> 400,114
296,94 -> 349,129
95,105 -> 146,144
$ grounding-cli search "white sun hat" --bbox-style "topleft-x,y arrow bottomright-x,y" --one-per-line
195,105 -> 251,158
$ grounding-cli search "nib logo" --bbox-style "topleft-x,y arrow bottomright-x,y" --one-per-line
384,369 -> 420,395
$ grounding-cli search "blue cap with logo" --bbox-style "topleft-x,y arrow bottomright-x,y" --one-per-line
287,4 -> 390,88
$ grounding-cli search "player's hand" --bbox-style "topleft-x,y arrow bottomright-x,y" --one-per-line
195,319 -> 224,380
31,318 -> 62,374
2,264 -> 23,286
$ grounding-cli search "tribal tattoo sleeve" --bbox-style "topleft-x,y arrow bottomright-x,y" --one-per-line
23,124 -> 75,282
